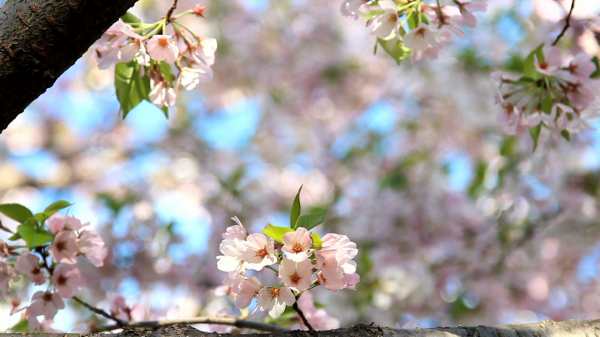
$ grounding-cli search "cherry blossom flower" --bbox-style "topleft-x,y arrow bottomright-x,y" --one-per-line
179,65 -> 213,91
565,53 -> 596,81
340,0 -> 368,19
243,233 -> 277,271
149,79 -> 176,107
194,38 -> 217,66
279,258 -> 313,291
404,24 -> 444,62
297,291 -> 340,330
319,233 -> 358,273
193,4 -> 206,17
368,0 -> 400,40
110,296 -> 146,322
26,291 -> 64,320
282,227 -> 313,262
146,35 -> 179,64
16,253 -> 45,285
78,228 -> 107,267
50,230 -> 78,264
52,263 -> 83,298
223,217 -> 247,241
216,237 -> 247,272
257,286 -> 295,318
94,20 -> 142,69
455,1 -> 486,27
234,276 -> 262,308
47,215 -> 83,234
535,46 -> 562,76
316,252 -> 359,291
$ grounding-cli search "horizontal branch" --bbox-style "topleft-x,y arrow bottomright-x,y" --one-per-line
0,0 -> 138,133
6,318 -> 600,337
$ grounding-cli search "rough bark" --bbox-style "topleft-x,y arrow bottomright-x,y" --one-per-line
0,0 -> 137,133
5,319 -> 600,337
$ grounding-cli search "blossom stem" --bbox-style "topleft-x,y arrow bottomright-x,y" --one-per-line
552,0 -> 575,46
292,299 -> 315,332
165,0 -> 179,23
72,296 -> 127,327
93,316 -> 287,333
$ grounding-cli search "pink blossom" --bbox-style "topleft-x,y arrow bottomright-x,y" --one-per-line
234,276 -> 262,308
404,24 -> 444,62
179,65 -> 213,90
146,35 -> 179,64
192,38 -> 217,66
279,258 -> 313,291
47,215 -> 83,234
16,253 -> 45,285
282,227 -> 313,262
456,1 -> 486,27
149,79 -> 176,107
535,46 -> 562,76
257,286 -> 295,318
243,233 -> 277,271
93,20 -> 141,69
368,0 -> 400,40
50,230 -> 78,264
223,217 -> 247,241
566,81 -> 596,110
216,237 -> 246,272
319,233 -> 358,273
316,252 -> 359,291
26,291 -> 64,320
565,53 -> 596,82
340,0 -> 368,19
78,228 -> 107,267
110,296 -> 146,322
52,263 -> 83,298
297,291 -> 340,330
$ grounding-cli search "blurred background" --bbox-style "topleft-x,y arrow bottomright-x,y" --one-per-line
2,0 -> 600,332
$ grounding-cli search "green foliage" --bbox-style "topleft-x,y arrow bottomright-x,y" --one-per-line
467,161 -> 487,198
377,38 -> 410,64
262,224 -> 293,243
592,56 -> 600,78
290,186 -> 302,227
17,223 -> 53,248
121,11 -> 142,24
529,123 -> 542,152
311,232 -> 322,249
9,319 -> 28,332
0,203 -> 33,223
115,61 -> 152,118
97,192 -> 137,215
458,48 -> 491,72
295,207 -> 327,230
380,151 -> 428,191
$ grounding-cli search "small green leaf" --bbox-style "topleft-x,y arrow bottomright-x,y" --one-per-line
311,232 -> 322,249
290,186 -> 302,228
115,62 -> 151,118
262,224 -> 293,243
121,12 -> 142,24
467,161 -> 487,199
529,123 -> 542,152
0,203 -> 33,223
377,38 -> 410,64
9,319 -> 28,332
8,232 -> 21,241
295,207 -> 327,230
523,44 -> 543,79
561,129 -> 571,141
591,56 -> 600,78
44,200 -> 71,217
17,224 -> 53,248
540,95 -> 553,113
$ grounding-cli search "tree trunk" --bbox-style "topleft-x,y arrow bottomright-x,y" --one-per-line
0,0 -> 137,133
7,319 -> 600,337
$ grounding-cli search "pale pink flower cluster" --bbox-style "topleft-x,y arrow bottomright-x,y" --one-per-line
341,0 -> 486,62
493,46 -> 599,136
93,9 -> 217,109
215,218 -> 359,322
5,215 -> 107,329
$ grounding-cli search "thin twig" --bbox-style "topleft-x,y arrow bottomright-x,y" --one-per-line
72,296 -> 126,327
292,301 -> 315,332
165,0 -> 179,23
93,316 -> 287,333
552,0 -> 576,46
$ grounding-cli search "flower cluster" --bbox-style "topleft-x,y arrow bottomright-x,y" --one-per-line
0,202 -> 106,330
341,0 -> 486,63
92,4 -> 216,114
216,217 -> 359,321
493,45 -> 599,142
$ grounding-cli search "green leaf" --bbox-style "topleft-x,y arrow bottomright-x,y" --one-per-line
467,161 -> 487,199
262,224 -> 293,243
17,224 -> 53,248
44,200 -> 71,217
529,123 -> 542,152
311,232 -> 322,249
121,12 -> 142,24
0,203 -> 33,223
9,319 -> 28,332
407,11 -> 419,29
561,129 -> 571,141
540,95 -> 553,113
295,207 -> 327,230
8,232 -> 21,241
523,45 -> 543,79
115,62 -> 151,118
290,186 -> 302,228
591,56 -> 600,78
377,38 -> 410,64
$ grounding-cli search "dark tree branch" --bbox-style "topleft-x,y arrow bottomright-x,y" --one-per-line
552,0 -> 576,46
72,296 -> 127,327
0,0 -> 138,133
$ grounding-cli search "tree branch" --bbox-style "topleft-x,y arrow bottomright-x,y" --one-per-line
552,0 -> 576,46
72,296 -> 126,327
0,0 -> 138,133
94,316 -> 287,333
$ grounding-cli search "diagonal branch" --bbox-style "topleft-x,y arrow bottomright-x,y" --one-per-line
0,0 -> 138,133
552,0 -> 576,46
